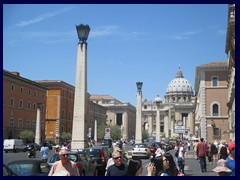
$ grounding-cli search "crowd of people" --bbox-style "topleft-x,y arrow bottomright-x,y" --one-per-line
38,137 -> 235,176
174,138 -> 235,176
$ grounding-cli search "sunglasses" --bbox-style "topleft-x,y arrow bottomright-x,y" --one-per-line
61,154 -> 69,157
113,156 -> 122,160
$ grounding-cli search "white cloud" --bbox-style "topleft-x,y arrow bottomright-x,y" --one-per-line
16,7 -> 73,27
90,26 -> 119,37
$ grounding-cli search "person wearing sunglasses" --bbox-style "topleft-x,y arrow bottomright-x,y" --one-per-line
105,151 -> 128,176
48,149 -> 80,176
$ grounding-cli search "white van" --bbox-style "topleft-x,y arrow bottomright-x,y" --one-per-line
3,139 -> 26,153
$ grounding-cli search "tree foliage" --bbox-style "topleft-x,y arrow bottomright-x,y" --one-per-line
19,130 -> 35,143
97,124 -> 122,140
61,132 -> 72,140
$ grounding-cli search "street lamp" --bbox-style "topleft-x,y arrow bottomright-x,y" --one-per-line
136,82 -> 143,92
76,24 -> 90,44
154,95 -> 162,142
72,24 -> 90,150
135,82 -> 143,144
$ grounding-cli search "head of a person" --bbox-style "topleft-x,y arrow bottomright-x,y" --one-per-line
212,159 -> 231,176
112,151 -> 122,166
126,159 -> 143,176
228,142 -> 235,157
59,149 -> 69,163
43,142 -> 47,147
200,138 -> 204,142
154,156 -> 164,176
163,152 -> 178,176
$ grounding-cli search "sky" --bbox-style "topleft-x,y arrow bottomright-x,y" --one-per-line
3,4 -> 229,107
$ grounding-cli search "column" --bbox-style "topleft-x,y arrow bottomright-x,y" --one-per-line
35,103 -> 41,145
94,120 -> 97,142
72,42 -> 88,150
135,82 -> 143,144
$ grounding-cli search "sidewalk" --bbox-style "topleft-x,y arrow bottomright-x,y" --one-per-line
183,149 -> 217,176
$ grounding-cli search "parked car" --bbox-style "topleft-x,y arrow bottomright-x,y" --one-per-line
84,146 -> 112,176
3,139 -> 26,153
48,150 -> 98,176
3,164 -> 16,176
132,143 -> 151,159
7,160 -> 50,176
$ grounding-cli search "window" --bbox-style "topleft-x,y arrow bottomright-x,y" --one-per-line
19,100 -> 23,108
212,77 -> 218,87
28,89 -> 31,96
213,104 -> 219,116
26,120 -> 30,129
33,103 -> 36,111
34,91 -> 37,97
10,98 -> 14,107
9,118 -> 13,128
32,120 -> 36,129
213,127 -> 220,137
20,87 -> 23,93
61,110 -> 65,118
18,119 -> 23,128
144,105 -> 147,109
11,84 -> 15,91
27,101 -> 31,110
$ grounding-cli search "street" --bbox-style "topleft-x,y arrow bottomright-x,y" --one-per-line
3,146 -> 218,176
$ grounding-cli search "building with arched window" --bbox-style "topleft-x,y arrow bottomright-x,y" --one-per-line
194,61 -> 230,142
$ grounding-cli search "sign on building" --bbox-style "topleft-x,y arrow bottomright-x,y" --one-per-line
174,125 -> 185,134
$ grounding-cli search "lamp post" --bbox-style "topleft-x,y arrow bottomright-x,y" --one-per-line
72,24 -> 90,150
135,82 -> 143,144
154,95 -> 162,142
35,103 -> 42,145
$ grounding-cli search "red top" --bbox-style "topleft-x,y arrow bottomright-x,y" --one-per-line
197,142 -> 207,157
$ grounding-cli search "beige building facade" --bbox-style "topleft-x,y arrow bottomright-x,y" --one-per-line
90,95 -> 136,141
225,4 -> 235,142
142,67 -> 195,140
194,61 -> 230,142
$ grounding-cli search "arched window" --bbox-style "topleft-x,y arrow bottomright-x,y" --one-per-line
213,104 -> 219,116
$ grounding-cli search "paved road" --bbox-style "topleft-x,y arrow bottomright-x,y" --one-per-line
183,149 -> 217,176
3,146 -> 218,176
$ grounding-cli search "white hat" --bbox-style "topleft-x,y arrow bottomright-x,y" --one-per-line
212,159 -> 231,173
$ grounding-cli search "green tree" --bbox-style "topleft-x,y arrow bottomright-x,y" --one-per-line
19,130 -> 35,143
61,132 -> 72,140
97,124 -> 122,140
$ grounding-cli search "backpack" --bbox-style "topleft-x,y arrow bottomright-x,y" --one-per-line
211,144 -> 217,154
220,146 -> 228,159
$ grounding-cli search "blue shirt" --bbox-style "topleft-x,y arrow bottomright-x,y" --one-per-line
226,157 -> 235,176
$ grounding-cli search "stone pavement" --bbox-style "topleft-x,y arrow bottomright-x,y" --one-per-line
183,149 -> 217,176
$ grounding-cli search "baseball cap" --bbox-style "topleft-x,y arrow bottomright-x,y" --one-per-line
228,142 -> 235,151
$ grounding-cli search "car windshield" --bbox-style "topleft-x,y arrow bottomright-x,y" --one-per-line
135,144 -> 146,148
86,149 -> 100,157
49,154 -> 78,163
8,164 -> 33,174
